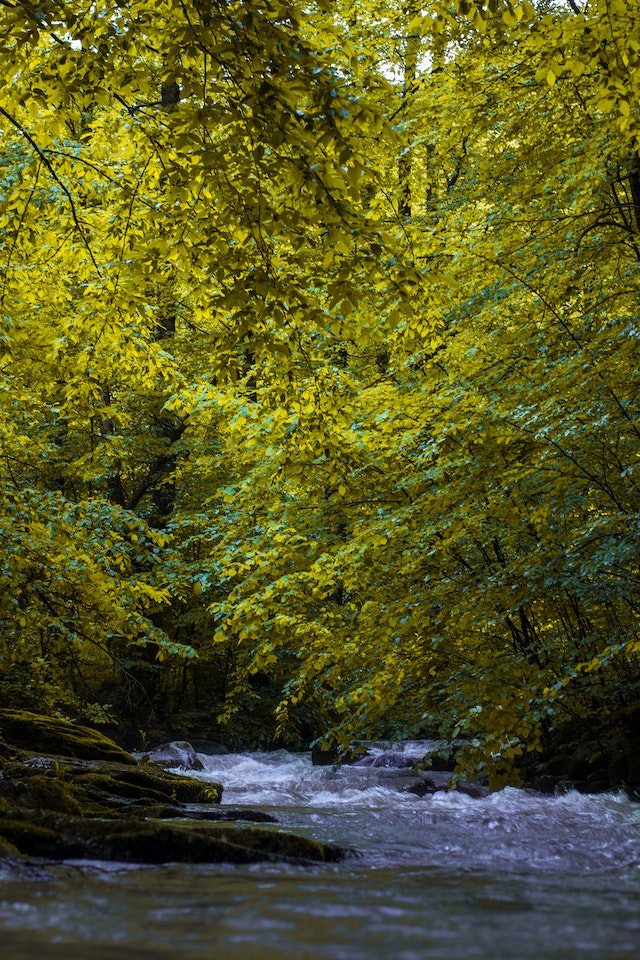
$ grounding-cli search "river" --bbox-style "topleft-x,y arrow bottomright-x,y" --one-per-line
2,744 -> 640,959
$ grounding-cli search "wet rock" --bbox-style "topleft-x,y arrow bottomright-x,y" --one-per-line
529,775 -> 558,795
370,753 -> 415,769
585,780 -> 613,794
456,780 -> 490,800
0,813 -> 345,865
405,772 -> 489,799
0,709 -> 136,765
554,778 -> 578,794
146,806 -> 278,824
406,778 -> 441,797
142,740 -> 204,771
311,745 -> 341,766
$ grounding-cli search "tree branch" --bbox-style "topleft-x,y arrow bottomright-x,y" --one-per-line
0,105 -> 102,275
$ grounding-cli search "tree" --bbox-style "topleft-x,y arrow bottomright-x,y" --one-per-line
207,0 -> 640,780
1,0 -> 639,780
0,0 -> 415,732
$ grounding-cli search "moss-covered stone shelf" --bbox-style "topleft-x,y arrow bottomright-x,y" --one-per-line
0,757 -> 223,811
0,711 -> 347,866
0,814 -> 344,865
0,709 -> 137,764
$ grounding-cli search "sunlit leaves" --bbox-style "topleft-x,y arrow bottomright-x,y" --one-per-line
1,0 -> 639,772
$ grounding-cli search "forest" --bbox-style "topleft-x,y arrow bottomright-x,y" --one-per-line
1,0 -> 640,787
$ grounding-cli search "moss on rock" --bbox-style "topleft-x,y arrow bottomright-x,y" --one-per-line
59,761 -> 223,806
0,710 -> 136,764
165,773 -> 222,804
78,771 -> 177,805
0,813 -> 345,865
0,835 -> 20,859
0,768 -> 86,815
0,819 -> 62,858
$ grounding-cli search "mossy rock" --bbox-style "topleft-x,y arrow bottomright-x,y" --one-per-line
0,710 -> 136,764
122,804 -> 277,823
0,769 -> 87,816
182,807 -> 278,824
78,771 -> 178,805
0,835 -> 20,860
60,760 -> 223,806
208,823 -> 344,863
0,812 -> 346,865
165,772 -> 222,804
0,739 -> 16,762
0,712 -> 340,865
0,819 -> 62,858
0,757 -> 223,829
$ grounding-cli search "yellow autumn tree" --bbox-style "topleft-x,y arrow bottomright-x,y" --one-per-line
206,0 -> 640,780
1,0 -> 639,780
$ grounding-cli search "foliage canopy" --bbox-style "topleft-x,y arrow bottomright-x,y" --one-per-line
1,0 -> 640,781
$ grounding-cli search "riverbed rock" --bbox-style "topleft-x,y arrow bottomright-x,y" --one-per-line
370,753 -> 416,769
456,780 -> 491,799
0,813 -> 344,865
404,771 -> 489,799
522,732 -> 640,799
406,778 -> 441,797
141,740 -> 205,771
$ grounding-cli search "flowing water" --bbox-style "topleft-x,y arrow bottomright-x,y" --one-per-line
2,744 -> 640,959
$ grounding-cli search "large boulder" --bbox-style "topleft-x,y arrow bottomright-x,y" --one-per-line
0,709 -> 136,764
141,740 -> 204,771
0,813 -> 344,865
